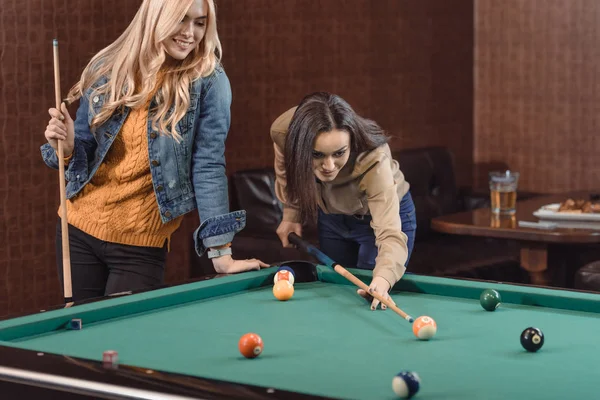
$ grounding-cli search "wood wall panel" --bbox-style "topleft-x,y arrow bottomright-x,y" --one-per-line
0,0 -> 474,316
474,0 -> 600,192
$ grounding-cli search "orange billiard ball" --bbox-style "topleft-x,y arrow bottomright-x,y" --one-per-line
273,269 -> 295,285
412,316 -> 437,340
238,333 -> 263,358
273,280 -> 294,301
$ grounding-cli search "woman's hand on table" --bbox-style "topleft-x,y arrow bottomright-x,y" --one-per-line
211,255 -> 270,274
357,276 -> 395,310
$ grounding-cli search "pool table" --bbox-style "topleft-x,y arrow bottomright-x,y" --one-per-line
1,261 -> 599,400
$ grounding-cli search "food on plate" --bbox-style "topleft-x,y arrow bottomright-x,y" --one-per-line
557,198 -> 600,213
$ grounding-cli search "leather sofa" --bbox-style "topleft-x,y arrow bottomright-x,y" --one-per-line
574,261 -> 600,292
190,146 -> 533,282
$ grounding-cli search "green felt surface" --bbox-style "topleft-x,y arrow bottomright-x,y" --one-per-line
1,268 -> 600,399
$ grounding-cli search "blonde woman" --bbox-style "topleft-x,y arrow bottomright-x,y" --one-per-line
42,0 -> 267,301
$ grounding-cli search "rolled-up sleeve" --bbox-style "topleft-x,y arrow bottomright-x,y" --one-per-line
191,68 -> 240,255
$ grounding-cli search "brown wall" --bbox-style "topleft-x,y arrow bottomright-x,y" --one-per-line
220,1 -> 475,183
0,0 -> 474,317
474,0 -> 600,192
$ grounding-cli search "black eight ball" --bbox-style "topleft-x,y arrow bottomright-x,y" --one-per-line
520,327 -> 544,352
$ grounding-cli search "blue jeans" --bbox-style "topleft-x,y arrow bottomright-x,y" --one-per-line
317,191 -> 416,270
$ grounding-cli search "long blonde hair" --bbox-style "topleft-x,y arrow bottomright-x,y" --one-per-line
66,0 -> 222,140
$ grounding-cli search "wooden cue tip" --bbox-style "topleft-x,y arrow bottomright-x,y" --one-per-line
53,39 -> 58,46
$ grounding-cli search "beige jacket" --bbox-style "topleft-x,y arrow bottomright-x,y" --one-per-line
270,107 -> 411,286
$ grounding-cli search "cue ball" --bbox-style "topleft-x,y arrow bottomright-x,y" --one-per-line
392,371 -> 421,398
238,333 -> 263,358
520,327 -> 544,352
273,280 -> 294,301
480,289 -> 501,311
412,316 -> 437,340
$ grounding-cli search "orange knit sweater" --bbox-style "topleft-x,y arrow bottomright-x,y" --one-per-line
61,106 -> 183,248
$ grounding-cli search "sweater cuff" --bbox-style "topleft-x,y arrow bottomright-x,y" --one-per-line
374,263 -> 406,288
63,152 -> 73,165
282,206 -> 301,223
55,149 -> 73,165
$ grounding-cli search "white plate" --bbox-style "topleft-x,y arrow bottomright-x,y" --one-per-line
533,203 -> 600,222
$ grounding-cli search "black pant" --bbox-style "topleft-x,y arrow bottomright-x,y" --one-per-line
55,221 -> 167,302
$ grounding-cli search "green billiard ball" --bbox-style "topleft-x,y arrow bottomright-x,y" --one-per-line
480,289 -> 501,311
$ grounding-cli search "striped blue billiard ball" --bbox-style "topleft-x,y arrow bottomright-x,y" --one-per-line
392,371 -> 420,398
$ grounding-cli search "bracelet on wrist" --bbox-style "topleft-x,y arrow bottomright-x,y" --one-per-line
207,247 -> 232,259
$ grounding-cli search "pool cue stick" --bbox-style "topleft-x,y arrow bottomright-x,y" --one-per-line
288,233 -> 414,323
53,39 -> 73,303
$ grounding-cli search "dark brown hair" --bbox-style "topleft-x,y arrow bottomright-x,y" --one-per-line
284,92 -> 389,223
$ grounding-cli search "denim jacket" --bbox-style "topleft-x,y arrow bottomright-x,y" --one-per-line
40,65 -> 245,256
